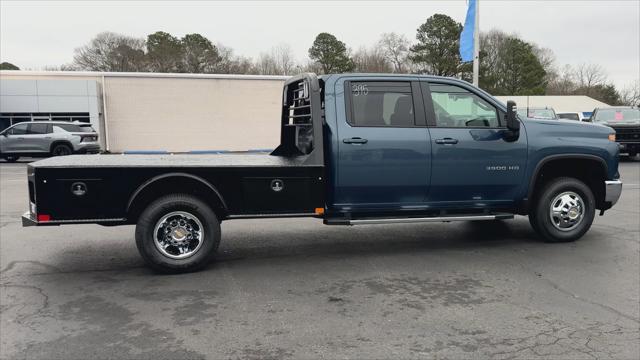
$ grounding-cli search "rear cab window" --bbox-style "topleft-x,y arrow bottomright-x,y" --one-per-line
346,81 -> 417,127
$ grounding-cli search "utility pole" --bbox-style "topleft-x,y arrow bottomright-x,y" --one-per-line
472,0 -> 480,87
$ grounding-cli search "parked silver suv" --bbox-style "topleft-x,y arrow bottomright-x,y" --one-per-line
0,121 -> 99,162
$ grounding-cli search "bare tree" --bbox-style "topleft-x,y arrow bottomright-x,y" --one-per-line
42,63 -> 78,71
575,63 -> 608,88
532,45 -> 556,72
352,46 -> 392,73
619,80 -> 640,106
546,64 -> 578,95
256,52 -> 279,75
272,44 -> 296,75
73,32 -> 147,71
378,32 -> 410,73
301,59 -> 324,74
256,44 -> 297,75
531,44 -> 557,87
214,44 -> 257,74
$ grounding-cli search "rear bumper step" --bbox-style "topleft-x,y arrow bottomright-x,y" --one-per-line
22,212 -> 126,226
325,213 -> 514,225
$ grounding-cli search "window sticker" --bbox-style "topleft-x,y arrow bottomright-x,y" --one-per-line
614,111 -> 623,120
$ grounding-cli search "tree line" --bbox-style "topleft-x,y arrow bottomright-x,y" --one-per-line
1,13 -> 638,105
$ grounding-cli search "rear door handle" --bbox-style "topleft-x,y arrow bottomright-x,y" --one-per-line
343,137 -> 368,144
435,138 -> 459,145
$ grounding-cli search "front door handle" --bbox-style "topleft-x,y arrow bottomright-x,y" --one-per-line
343,137 -> 368,144
435,138 -> 459,145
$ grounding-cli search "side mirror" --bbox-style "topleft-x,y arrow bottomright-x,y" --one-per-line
506,100 -> 520,131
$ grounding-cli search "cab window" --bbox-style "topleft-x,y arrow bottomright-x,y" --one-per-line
28,123 -> 51,134
347,81 -> 415,127
428,83 -> 500,128
8,123 -> 28,135
53,124 -> 79,133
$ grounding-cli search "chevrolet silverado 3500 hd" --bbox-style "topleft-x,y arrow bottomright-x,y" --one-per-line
22,73 -> 623,273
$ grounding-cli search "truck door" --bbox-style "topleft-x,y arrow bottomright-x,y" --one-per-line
422,81 -> 527,206
0,123 -> 29,153
26,123 -> 52,153
334,78 -> 431,211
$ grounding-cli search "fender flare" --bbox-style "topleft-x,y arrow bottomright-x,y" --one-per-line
526,153 -> 608,201
126,172 -> 228,213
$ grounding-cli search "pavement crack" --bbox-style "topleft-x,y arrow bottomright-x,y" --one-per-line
542,276 -> 640,324
0,260 -> 62,275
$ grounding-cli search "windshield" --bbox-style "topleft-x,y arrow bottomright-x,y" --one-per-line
517,108 -> 557,119
558,113 -> 580,121
593,108 -> 640,125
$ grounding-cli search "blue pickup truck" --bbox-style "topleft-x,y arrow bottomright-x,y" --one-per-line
22,73 -> 622,273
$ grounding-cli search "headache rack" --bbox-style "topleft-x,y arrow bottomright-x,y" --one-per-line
271,73 -> 324,165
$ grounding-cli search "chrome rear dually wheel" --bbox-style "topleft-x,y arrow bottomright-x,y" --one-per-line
153,211 -> 205,259
136,194 -> 220,273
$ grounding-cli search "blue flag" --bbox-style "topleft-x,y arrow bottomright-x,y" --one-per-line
459,0 -> 476,62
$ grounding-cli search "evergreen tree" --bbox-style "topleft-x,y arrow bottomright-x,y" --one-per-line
409,14 -> 463,76
308,33 -> 354,74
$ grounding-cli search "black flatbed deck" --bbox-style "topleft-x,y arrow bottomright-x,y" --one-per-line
30,153 -> 313,169
27,153 -> 325,223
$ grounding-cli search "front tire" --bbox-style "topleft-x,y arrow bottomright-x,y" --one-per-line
135,194 -> 220,273
530,177 -> 596,242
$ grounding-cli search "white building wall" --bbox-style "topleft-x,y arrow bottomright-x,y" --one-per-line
1,71 -> 288,152
494,95 -> 610,113
102,76 -> 285,152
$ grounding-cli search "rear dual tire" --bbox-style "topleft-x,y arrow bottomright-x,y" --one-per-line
135,194 -> 220,273
529,177 -> 596,243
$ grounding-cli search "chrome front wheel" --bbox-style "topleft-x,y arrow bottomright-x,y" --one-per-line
153,211 -> 204,259
549,191 -> 585,232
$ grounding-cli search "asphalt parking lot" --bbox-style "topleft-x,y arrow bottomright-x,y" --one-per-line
1,159 -> 638,360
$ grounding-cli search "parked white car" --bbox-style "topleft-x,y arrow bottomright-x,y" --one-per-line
557,112 -> 590,121
0,121 -> 99,162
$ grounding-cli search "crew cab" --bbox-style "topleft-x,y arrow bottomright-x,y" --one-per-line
22,73 -> 623,273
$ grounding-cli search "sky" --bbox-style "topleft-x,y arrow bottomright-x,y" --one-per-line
1,0 -> 639,89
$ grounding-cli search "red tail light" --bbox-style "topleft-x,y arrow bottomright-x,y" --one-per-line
37,214 -> 51,222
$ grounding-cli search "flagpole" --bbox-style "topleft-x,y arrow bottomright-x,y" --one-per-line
472,0 -> 480,86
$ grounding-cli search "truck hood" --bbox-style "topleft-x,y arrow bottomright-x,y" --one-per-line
522,118 -> 614,139
599,122 -> 640,128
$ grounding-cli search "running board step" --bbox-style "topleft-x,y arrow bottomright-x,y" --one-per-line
325,213 -> 514,225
